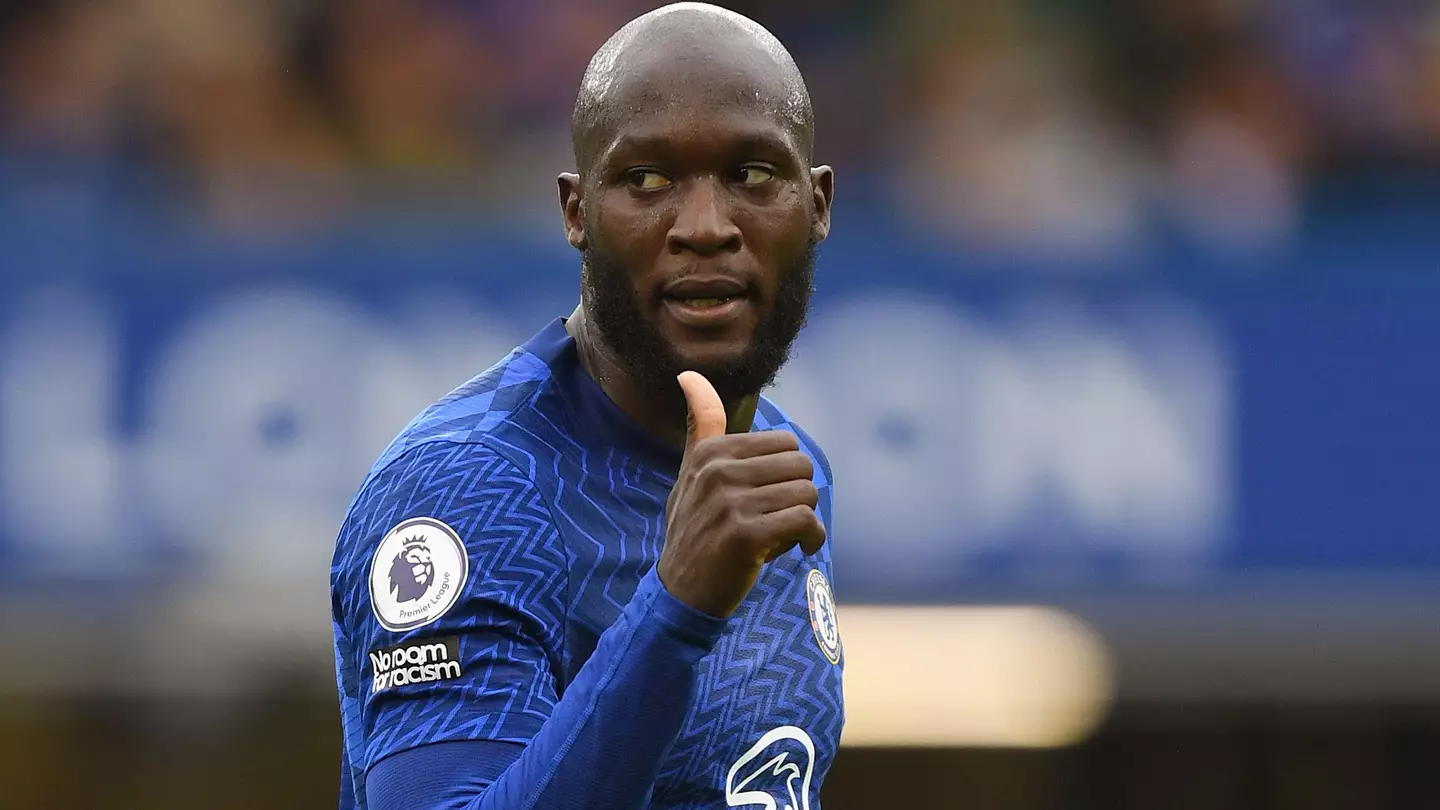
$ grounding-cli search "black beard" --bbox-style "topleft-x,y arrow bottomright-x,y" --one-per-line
580,239 -> 817,414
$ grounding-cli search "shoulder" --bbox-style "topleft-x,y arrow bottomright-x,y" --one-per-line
334,332 -> 573,581
756,394 -> 833,491
342,440 -> 533,543
366,345 -> 557,481
331,437 -> 567,637
334,438 -> 553,574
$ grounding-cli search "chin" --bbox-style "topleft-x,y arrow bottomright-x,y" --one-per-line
668,340 -> 753,374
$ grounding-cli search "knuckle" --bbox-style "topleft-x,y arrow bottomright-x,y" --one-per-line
777,450 -> 812,480
806,515 -> 827,545
720,486 -> 747,515
731,514 -> 763,546
805,504 -> 822,525
693,452 -> 732,487
692,435 -> 723,461
800,482 -> 820,508
795,503 -> 819,527
713,457 -> 742,485
797,453 -> 815,480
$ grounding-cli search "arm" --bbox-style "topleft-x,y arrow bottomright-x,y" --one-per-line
337,372 -> 823,809
367,565 -> 724,810
333,441 -> 725,810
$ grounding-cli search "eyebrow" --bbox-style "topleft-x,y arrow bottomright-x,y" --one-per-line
603,129 -> 799,166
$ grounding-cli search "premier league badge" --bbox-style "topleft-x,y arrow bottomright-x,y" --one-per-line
369,517 -> 469,632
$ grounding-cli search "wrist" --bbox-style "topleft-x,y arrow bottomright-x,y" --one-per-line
642,567 -> 729,648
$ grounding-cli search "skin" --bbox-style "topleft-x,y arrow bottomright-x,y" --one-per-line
556,3 -> 834,618
558,3 -> 834,449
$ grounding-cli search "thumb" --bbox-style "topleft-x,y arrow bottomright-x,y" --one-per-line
677,370 -> 727,450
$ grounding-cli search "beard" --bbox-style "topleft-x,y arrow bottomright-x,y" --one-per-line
581,239 -> 817,415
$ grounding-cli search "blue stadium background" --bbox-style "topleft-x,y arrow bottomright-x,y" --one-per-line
5,169 -> 1438,598
4,0 -> 1440,807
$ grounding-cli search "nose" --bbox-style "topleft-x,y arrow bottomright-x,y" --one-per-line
666,176 -> 742,257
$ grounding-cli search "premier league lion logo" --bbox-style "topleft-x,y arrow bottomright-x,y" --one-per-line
388,535 -> 435,603
370,517 -> 468,631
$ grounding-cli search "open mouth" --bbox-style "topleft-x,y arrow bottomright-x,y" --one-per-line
672,296 -> 738,309
661,277 -> 751,327
662,295 -> 748,326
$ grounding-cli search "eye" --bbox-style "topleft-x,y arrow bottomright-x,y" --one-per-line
736,165 -> 775,186
627,169 -> 672,190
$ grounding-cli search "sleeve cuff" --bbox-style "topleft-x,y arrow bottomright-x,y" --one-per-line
637,566 -> 729,650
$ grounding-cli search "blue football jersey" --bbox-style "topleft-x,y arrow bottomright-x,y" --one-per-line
331,317 -> 844,809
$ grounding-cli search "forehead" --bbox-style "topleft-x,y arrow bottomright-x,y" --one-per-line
595,50 -> 805,163
602,109 -> 800,169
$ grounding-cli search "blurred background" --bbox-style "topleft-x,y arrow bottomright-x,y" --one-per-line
2,0 -> 1439,807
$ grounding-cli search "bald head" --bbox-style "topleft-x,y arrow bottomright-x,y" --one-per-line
571,3 -> 814,176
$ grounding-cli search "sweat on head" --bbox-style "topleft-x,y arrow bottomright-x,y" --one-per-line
569,2 -> 816,180
333,6 -> 844,809
559,3 -> 833,419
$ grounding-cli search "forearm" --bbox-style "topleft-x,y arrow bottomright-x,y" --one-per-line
367,567 -> 726,810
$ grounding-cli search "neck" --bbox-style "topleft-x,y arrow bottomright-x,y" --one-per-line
565,303 -> 758,449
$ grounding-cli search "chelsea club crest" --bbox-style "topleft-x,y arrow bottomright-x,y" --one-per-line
805,568 -> 842,665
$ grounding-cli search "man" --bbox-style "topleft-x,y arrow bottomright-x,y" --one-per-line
330,4 -> 841,808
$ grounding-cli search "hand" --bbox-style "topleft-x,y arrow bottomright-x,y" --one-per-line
657,370 -> 826,619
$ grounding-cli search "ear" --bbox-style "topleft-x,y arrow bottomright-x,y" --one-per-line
558,172 -> 586,250
809,166 -> 834,243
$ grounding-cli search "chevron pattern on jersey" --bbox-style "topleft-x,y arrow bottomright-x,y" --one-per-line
655,556 -> 843,789
332,318 -> 843,809
649,405 -> 842,808
370,347 -> 553,475
334,440 -> 574,778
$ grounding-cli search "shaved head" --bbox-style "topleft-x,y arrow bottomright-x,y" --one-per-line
571,3 -> 814,176
558,2 -> 833,423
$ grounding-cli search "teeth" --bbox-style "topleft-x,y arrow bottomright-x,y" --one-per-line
683,297 -> 727,309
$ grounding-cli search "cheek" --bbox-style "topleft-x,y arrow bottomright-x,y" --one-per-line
593,196 -> 669,253
740,197 -> 812,263
594,216 -> 671,294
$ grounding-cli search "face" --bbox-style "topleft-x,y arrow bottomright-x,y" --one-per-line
560,75 -> 834,409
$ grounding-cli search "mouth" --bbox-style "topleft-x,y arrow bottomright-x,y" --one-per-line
660,276 -> 752,328
661,295 -> 749,327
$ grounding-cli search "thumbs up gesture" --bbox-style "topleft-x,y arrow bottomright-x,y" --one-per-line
657,370 -> 826,619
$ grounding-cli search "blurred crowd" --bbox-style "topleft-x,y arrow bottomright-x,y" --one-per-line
2,0 -> 1438,255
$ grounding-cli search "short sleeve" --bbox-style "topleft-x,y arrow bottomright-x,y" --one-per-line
331,440 -> 570,775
